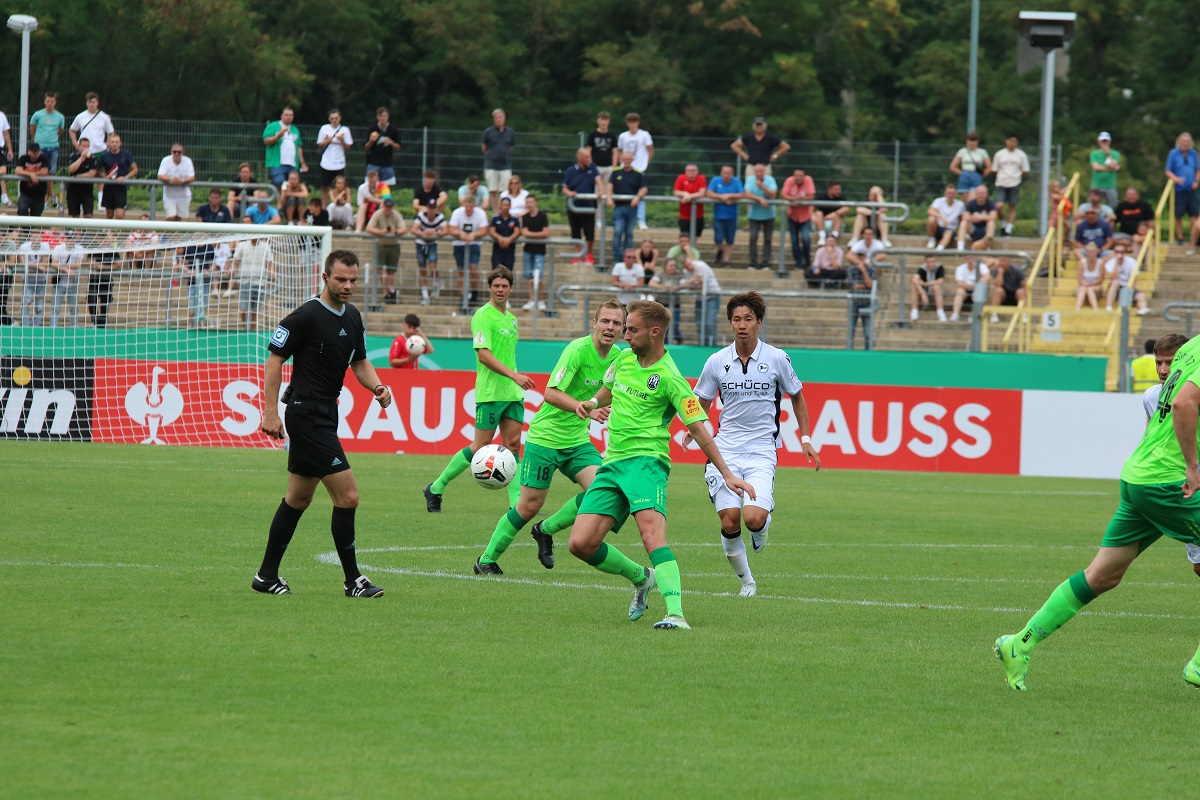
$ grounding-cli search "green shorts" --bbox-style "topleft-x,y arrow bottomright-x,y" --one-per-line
475,400 -> 525,430
578,456 -> 670,521
521,441 -> 603,489
1101,480 -> 1200,550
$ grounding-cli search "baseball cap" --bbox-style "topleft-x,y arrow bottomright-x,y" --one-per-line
1098,131 -> 1112,141
753,116 -> 766,125
383,197 -> 394,206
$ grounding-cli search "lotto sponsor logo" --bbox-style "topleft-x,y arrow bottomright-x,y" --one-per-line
0,357 -> 93,440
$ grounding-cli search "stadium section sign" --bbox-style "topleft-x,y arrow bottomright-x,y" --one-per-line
0,357 -> 93,440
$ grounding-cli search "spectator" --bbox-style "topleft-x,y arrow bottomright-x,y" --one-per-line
519,193 -> 550,310
682,255 -> 721,347
389,313 -> 435,369
1114,186 -> 1155,238
1089,132 -> 1122,208
317,108 -> 353,206
846,226 -> 886,272
125,215 -> 160,270
29,92 -> 65,208
481,108 -> 516,212
261,106 -> 307,189
195,188 -> 233,295
412,169 -> 448,215
278,170 -> 310,223
910,255 -> 947,322
364,106 -> 401,187
648,258 -> 685,344
608,151 -> 648,264
1047,179 -> 1072,234
232,232 -> 274,330
957,185 -> 996,251
366,197 -> 408,305
0,106 -> 12,206
457,174 -> 489,210
196,187 -> 233,224
1102,240 -> 1149,314
949,258 -> 990,322
992,134 -> 1030,237
156,142 -> 196,221
987,256 -> 1027,322
808,237 -> 847,288
851,185 -> 892,247
175,239 -> 216,329
14,141 -> 51,217
731,116 -> 790,182
950,130 -> 991,193
355,170 -> 390,232
587,111 -> 618,192
211,239 -> 233,298
98,133 -> 138,220
925,184 -> 965,250
612,248 -> 645,306
87,233 -> 119,328
617,112 -> 654,231
781,167 -> 815,270
500,175 -> 529,217
1165,132 -> 1200,247
706,164 -> 744,267
303,197 -> 329,227
18,230 -> 51,327
49,231 -> 84,328
637,238 -> 658,284
814,180 -> 850,244
666,232 -> 702,265
561,149 -> 604,265
1074,188 -> 1116,226
1130,339 -> 1158,394
846,250 -> 877,350
327,174 -> 353,229
447,192 -> 489,311
488,196 -> 520,274
247,190 -> 282,225
745,162 -> 778,270
227,162 -> 255,218
672,163 -> 707,237
413,198 -> 447,306
68,92 -> 114,158
65,137 -> 98,218
1075,242 -> 1105,310
1073,207 -> 1114,256
0,235 -> 12,326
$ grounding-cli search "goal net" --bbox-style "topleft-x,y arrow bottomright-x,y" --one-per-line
0,216 -> 330,447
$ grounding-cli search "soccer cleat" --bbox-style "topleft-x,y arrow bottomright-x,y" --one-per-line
653,615 -> 691,631
423,483 -> 442,513
1185,660 -> 1200,688
252,574 -> 291,595
345,575 -> 384,598
629,568 -> 656,621
738,582 -> 757,598
530,521 -> 554,569
994,634 -> 1030,691
473,558 -> 504,576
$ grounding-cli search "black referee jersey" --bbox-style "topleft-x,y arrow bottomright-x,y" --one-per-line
268,297 -> 367,401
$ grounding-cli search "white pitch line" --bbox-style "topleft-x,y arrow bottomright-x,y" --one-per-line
352,541 -> 1101,553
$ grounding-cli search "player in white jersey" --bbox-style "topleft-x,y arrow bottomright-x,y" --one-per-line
690,291 -> 821,596
1137,333 -> 1200,573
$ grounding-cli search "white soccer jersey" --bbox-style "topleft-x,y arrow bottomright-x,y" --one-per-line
1143,383 -> 1161,421
694,340 -> 802,452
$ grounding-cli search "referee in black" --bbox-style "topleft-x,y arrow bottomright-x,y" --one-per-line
253,249 -> 392,598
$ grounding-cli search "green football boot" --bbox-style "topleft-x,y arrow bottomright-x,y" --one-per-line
1183,659 -> 1200,689
994,634 -> 1030,692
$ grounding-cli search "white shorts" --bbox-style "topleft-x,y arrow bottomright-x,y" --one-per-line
704,451 -> 776,513
163,197 -> 190,218
484,169 -> 512,193
1187,543 -> 1200,565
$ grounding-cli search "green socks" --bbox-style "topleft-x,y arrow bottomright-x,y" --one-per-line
542,492 -> 584,536
480,508 -> 531,565
586,542 -> 647,586
507,458 -> 521,507
431,447 -> 472,494
1016,571 -> 1097,656
650,546 -> 683,618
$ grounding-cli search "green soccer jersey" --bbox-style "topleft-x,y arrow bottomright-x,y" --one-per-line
602,348 -> 707,464
472,302 -> 523,403
527,336 -> 622,449
1089,148 -> 1121,190
1122,336 -> 1200,484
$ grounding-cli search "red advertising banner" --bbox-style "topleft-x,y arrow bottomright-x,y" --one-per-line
91,360 -> 1020,474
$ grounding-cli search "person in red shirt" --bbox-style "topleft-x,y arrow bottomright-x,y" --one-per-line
782,167 -> 815,271
388,313 -> 435,369
673,163 -> 707,238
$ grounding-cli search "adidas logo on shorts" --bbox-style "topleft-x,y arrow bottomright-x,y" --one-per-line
331,457 -> 343,466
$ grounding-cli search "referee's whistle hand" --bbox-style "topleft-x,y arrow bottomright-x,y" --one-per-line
375,385 -> 393,408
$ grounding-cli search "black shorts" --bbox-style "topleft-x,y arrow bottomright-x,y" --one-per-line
1000,288 -> 1020,306
678,217 -> 706,237
101,185 -> 128,209
320,167 -> 344,188
567,210 -> 595,242
67,185 -> 95,216
285,399 -> 350,478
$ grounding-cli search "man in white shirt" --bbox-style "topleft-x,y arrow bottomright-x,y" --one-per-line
682,256 -> 721,346
69,92 -> 114,157
232,237 -> 274,330
50,233 -> 86,328
925,184 -> 965,250
950,258 -> 990,322
317,109 -> 353,206
846,226 -> 887,269
992,135 -> 1030,236
1102,239 -> 1149,314
0,109 -> 12,206
611,249 -> 645,305
157,143 -> 196,221
18,231 -> 51,327
690,291 -> 820,595
617,111 -> 654,230
448,194 -> 491,311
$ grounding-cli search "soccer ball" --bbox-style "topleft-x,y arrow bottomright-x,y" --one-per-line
406,335 -> 427,355
471,444 -> 517,490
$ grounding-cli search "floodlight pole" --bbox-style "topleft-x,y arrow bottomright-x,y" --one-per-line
1037,48 -> 1056,238
967,0 -> 980,132
7,15 -> 38,156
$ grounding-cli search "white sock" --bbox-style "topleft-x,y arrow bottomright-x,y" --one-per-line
421,287 -> 429,300
721,532 -> 753,584
751,513 -> 772,538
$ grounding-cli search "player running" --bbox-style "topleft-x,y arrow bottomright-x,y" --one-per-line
474,300 -> 626,575
424,267 -> 534,511
567,300 -> 755,630
254,250 -> 390,598
996,332 -> 1200,690
689,291 -> 820,596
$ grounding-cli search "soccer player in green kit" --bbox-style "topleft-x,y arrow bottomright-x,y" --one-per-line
424,267 -> 534,512
995,334 -> 1200,690
568,300 -> 755,630
473,300 -> 627,575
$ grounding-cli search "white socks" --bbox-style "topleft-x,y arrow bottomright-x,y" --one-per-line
721,532 -> 753,585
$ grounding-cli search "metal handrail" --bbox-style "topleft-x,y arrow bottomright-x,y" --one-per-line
1162,301 -> 1200,337
1003,171 -> 1079,345
14,175 -> 279,220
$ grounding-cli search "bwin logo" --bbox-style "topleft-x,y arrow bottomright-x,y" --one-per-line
646,374 -> 661,390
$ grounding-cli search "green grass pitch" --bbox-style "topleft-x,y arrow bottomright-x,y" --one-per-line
2,442 -> 1197,798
